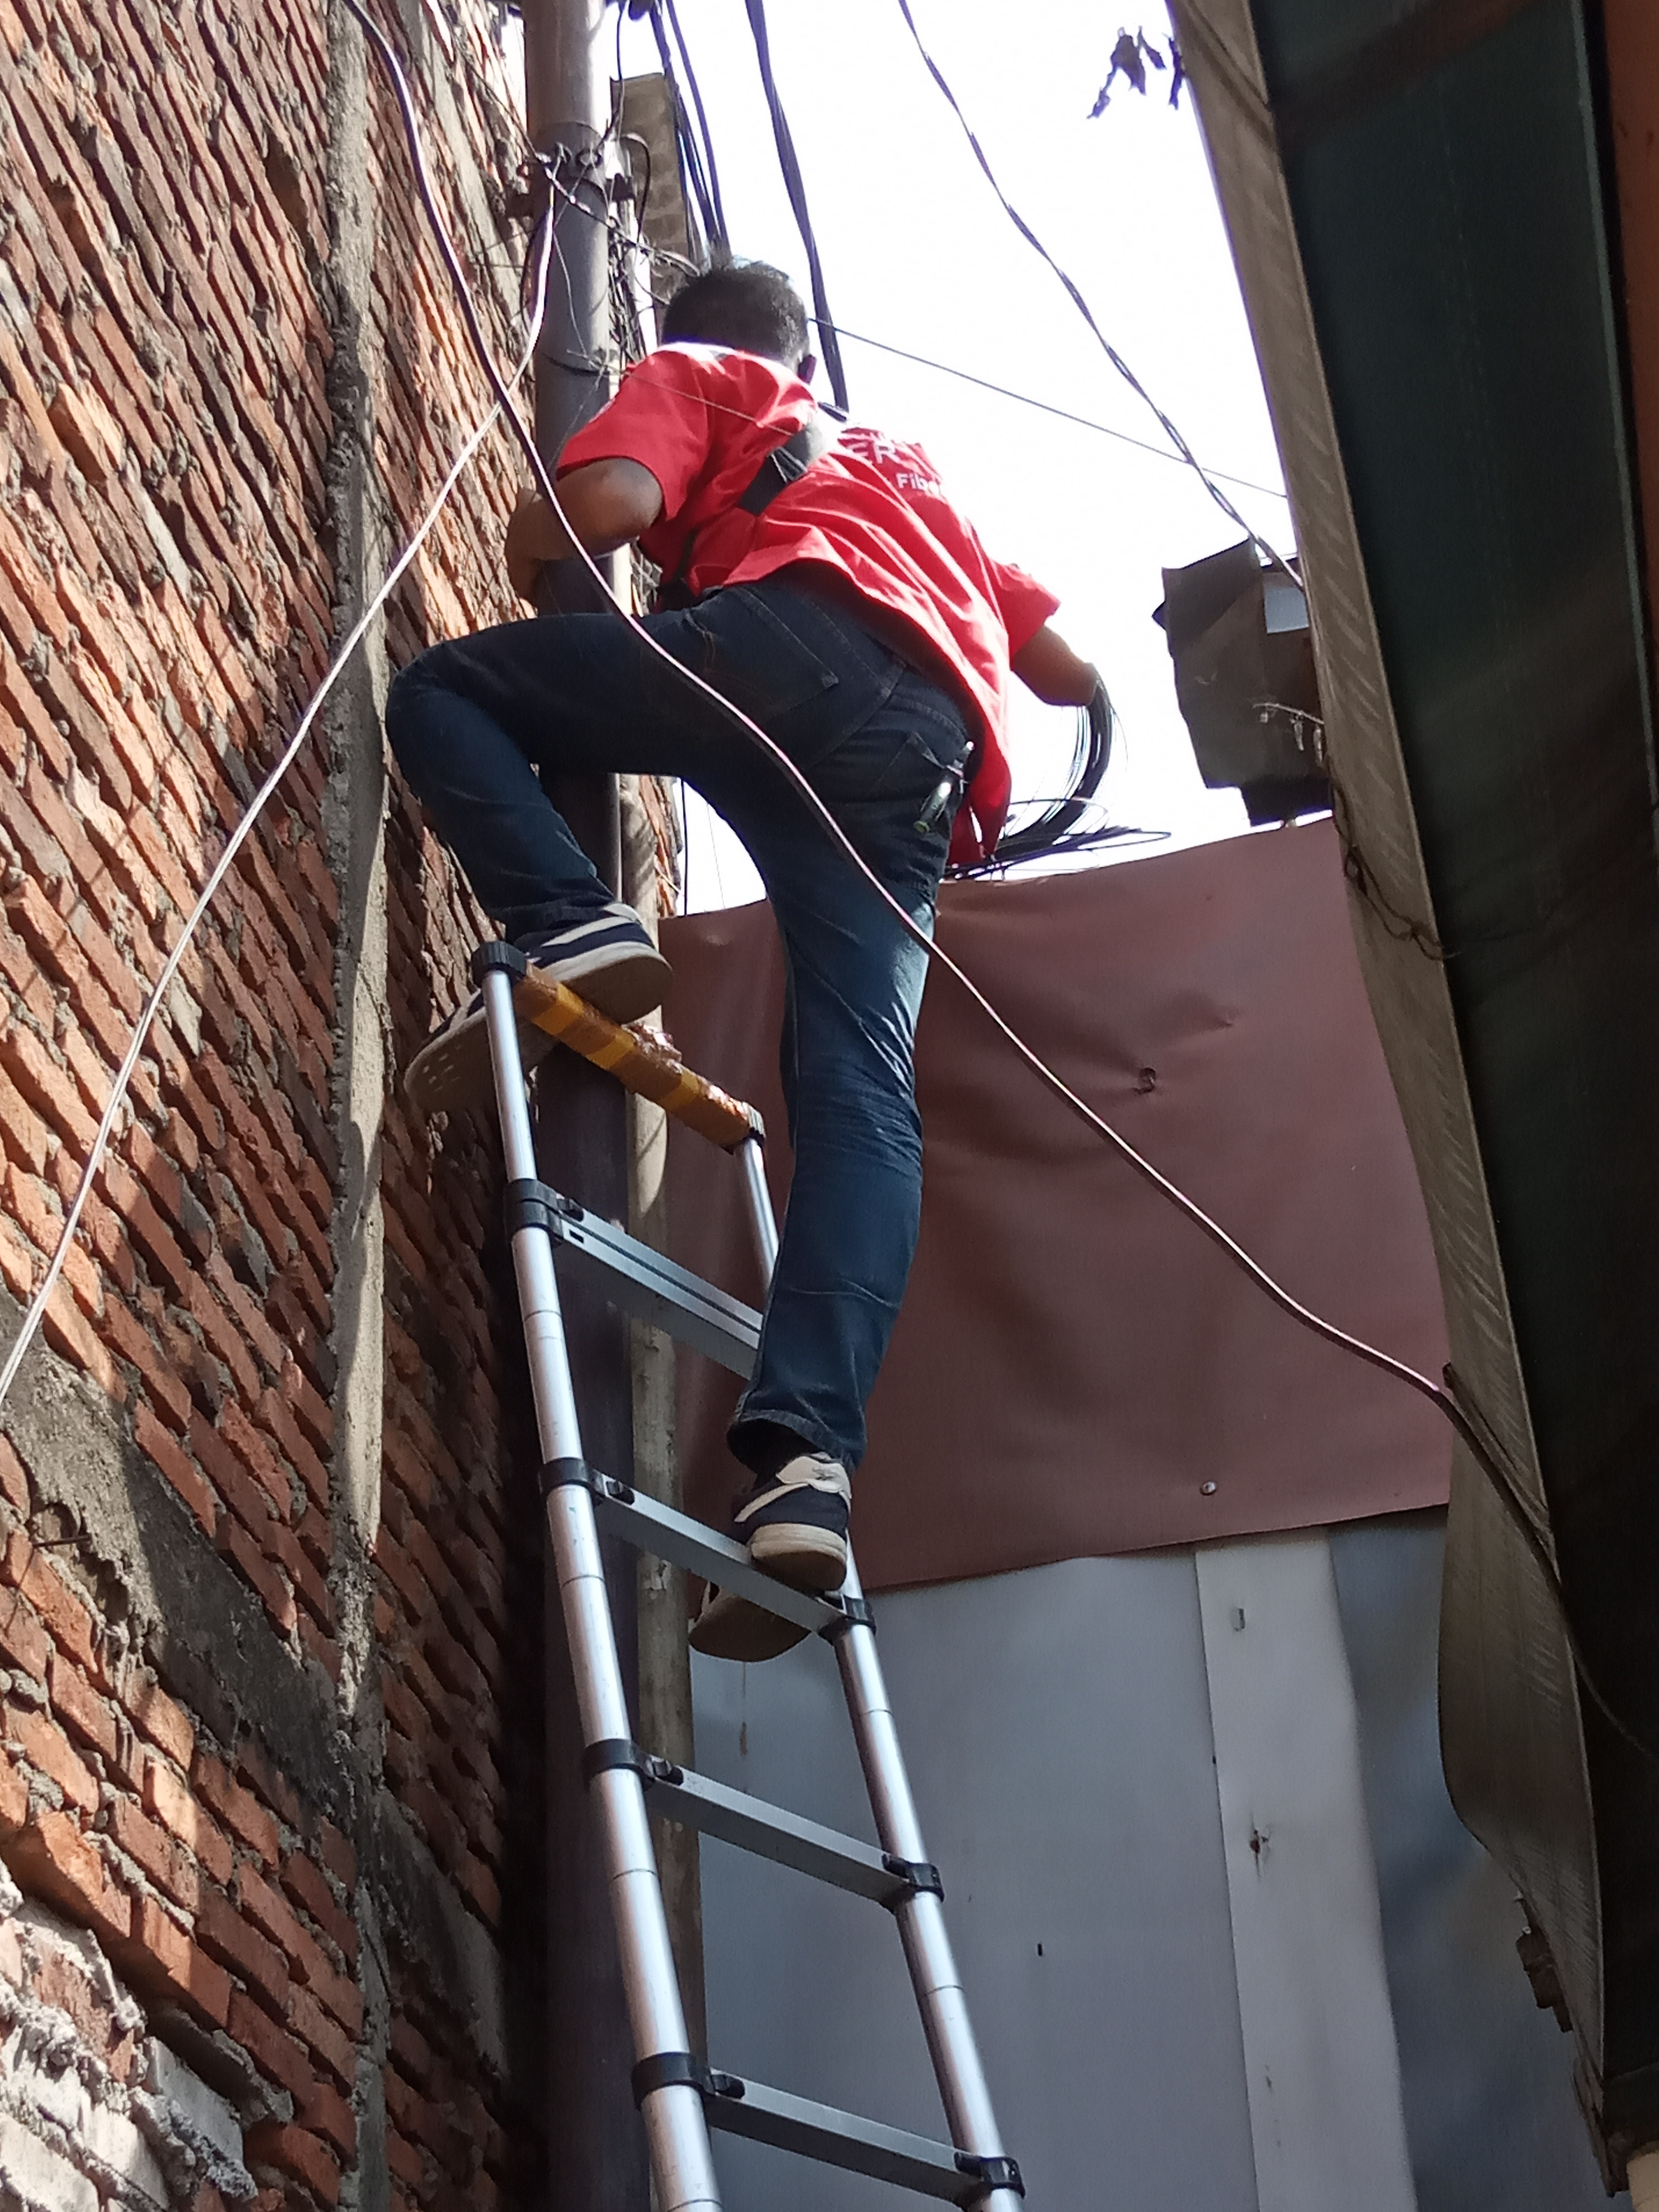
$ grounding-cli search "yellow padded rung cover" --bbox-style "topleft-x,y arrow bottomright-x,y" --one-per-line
516,969 -> 761,1153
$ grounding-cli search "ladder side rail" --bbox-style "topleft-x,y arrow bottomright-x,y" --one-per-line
482,964 -> 723,2212
737,1133 -> 779,1277
734,1147 -> 1023,2212
834,1566 -> 1020,2207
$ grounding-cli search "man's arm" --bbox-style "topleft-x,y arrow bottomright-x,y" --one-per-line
506,458 -> 665,602
1010,623 -> 1100,708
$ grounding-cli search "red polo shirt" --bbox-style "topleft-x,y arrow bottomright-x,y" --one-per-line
557,343 -> 1059,865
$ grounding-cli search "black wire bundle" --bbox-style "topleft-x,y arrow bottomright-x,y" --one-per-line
739,0 -> 848,413
628,0 -> 728,257
947,684 -> 1146,877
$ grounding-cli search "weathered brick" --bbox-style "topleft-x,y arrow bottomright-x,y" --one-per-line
40,1278 -> 128,1404
385,2130 -> 424,2191
102,1155 -> 199,1303
0,2 -> 542,2175
143,1753 -> 234,1887
121,1668 -> 195,1769
118,1891 -> 231,2030
0,1582 -> 52,1680
289,1980 -> 355,2090
281,1850 -> 358,1967
459,1854 -> 501,1925
197,1883 -> 290,2017
255,1384 -> 330,1511
244,2121 -> 340,2208
134,1401 -> 217,1535
191,1748 -> 280,1867
0,1057 -> 51,1178
187,1406 -> 273,1535
217,1395 -> 294,1519
295,2077 -> 356,2160
227,1985 -> 311,2100
3,1530 -> 98,1673
0,1752 -> 26,1842
233,1735 -> 304,1834
237,1860 -> 323,1982
7,1702 -> 99,1813
106,1795 -> 200,1912
219,1519 -> 296,1636
4,1809 -> 130,1949
47,1649 -> 118,1762
0,1439 -> 26,1518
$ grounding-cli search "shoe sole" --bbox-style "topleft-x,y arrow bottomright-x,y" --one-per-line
404,942 -> 673,1120
688,1587 -> 812,1664
747,1521 -> 848,1591
404,1015 -> 555,1119
540,942 -> 672,1024
686,1523 -> 850,1665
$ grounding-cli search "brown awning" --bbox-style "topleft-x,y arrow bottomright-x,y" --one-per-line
660,818 -> 1449,1591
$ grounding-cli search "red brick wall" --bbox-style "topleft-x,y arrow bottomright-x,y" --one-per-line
0,0 -> 546,2202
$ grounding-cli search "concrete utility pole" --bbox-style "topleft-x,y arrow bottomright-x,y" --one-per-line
518,4 -> 648,2205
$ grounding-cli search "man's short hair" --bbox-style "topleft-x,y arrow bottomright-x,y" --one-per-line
659,262 -> 809,368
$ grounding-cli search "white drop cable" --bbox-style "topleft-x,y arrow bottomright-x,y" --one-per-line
0,220 -> 554,1415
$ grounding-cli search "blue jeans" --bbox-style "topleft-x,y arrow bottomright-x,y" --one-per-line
385,577 -> 971,1476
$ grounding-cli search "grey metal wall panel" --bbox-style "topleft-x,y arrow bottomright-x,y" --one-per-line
692,1553 -> 1258,2210
1196,1534 -> 1417,2211
1329,1513 -> 1620,2211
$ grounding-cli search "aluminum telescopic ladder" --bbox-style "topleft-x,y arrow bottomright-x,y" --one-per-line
470,940 -> 1024,2211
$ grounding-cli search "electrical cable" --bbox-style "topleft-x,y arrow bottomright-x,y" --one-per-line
739,0 -> 849,413
643,2 -> 719,254
663,0 -> 728,253
951,683 -> 1117,875
816,318 -> 1291,504
892,0 -> 1296,579
0,207 -> 555,1419
355,8 -> 1659,1774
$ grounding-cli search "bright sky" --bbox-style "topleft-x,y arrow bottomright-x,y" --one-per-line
612,0 -> 1294,910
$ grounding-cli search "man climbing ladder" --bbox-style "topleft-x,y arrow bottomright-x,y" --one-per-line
387,261 -> 1097,1656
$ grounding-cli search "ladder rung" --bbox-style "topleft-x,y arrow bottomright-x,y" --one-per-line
512,1179 -> 759,1376
696,2070 -> 1004,2201
643,1761 -> 917,1905
516,963 -> 762,1151
570,1467 -> 846,1637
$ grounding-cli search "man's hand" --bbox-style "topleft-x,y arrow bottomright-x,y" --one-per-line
1011,623 -> 1100,707
504,459 -> 666,606
505,489 -> 567,602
